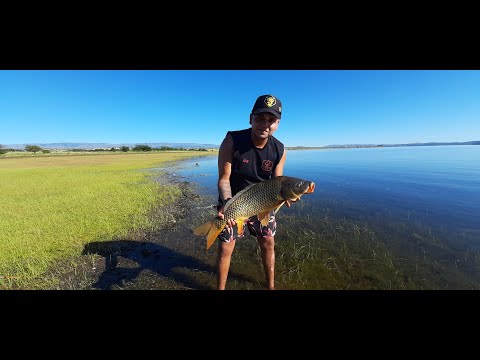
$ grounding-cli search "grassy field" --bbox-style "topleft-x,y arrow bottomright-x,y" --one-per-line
0,151 -> 213,287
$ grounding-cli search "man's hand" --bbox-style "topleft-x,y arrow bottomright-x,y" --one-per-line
217,206 -> 236,229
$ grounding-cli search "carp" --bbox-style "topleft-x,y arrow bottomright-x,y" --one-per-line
194,176 -> 315,250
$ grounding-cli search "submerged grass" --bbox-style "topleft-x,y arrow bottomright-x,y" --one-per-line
225,206 -> 480,290
0,151 -> 212,287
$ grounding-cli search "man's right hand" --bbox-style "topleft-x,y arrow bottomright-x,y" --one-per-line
217,207 -> 236,229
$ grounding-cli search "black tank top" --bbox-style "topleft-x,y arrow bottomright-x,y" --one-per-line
227,128 -> 285,196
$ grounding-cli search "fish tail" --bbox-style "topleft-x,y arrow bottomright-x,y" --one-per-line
193,221 -> 213,237
194,221 -> 223,251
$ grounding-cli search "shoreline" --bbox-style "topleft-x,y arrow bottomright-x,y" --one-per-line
16,173 -> 219,290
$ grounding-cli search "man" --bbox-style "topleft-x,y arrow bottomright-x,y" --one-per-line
216,94 -> 295,290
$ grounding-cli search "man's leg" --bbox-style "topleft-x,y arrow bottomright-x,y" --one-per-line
216,240 -> 236,290
256,236 -> 275,290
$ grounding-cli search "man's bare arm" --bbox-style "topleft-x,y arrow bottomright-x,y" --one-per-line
218,133 -> 233,203
217,134 -> 236,227
273,148 -> 287,177
274,149 -> 296,208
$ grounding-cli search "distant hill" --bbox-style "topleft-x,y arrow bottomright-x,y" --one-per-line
4,142 -> 220,150
287,140 -> 480,150
385,141 -> 480,147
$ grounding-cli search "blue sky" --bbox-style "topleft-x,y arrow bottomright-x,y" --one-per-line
1,70 -> 479,147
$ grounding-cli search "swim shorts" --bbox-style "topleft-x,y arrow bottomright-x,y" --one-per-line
217,210 -> 277,243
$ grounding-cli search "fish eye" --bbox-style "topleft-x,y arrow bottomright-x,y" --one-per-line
296,181 -> 304,187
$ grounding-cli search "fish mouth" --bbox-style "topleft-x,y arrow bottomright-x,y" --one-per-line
306,182 -> 315,193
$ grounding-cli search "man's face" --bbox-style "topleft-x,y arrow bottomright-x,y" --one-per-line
250,113 -> 280,139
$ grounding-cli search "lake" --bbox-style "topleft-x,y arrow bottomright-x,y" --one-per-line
163,145 -> 480,289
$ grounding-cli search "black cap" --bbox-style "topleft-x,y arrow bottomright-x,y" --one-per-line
251,94 -> 282,119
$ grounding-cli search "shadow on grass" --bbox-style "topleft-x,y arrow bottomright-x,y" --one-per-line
82,240 -> 256,290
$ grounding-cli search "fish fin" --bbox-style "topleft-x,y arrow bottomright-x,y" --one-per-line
236,217 -> 248,235
274,201 -> 286,215
194,221 -> 223,251
206,226 -> 223,251
258,211 -> 271,227
194,221 -> 213,237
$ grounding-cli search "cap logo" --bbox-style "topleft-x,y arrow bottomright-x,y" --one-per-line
264,96 -> 276,108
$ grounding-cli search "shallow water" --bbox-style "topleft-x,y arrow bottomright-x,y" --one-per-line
153,146 -> 480,289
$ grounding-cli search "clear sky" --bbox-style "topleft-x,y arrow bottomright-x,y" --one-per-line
1,70 -> 479,147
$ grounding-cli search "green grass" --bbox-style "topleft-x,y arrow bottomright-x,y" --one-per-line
0,151 -> 212,286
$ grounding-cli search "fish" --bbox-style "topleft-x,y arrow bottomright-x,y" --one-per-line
193,176 -> 315,250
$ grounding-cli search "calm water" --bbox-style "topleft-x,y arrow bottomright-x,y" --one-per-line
164,145 -> 480,288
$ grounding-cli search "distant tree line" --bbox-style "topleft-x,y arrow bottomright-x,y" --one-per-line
69,145 -> 181,152
25,145 -> 43,153
128,145 -> 209,152
2,145 -> 20,154
0,144 -> 212,155
0,144 -> 52,154
67,145 -> 210,152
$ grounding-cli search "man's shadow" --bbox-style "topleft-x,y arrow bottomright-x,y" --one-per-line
83,240 -> 256,290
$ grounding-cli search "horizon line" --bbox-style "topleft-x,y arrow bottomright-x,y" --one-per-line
2,139 -> 480,149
